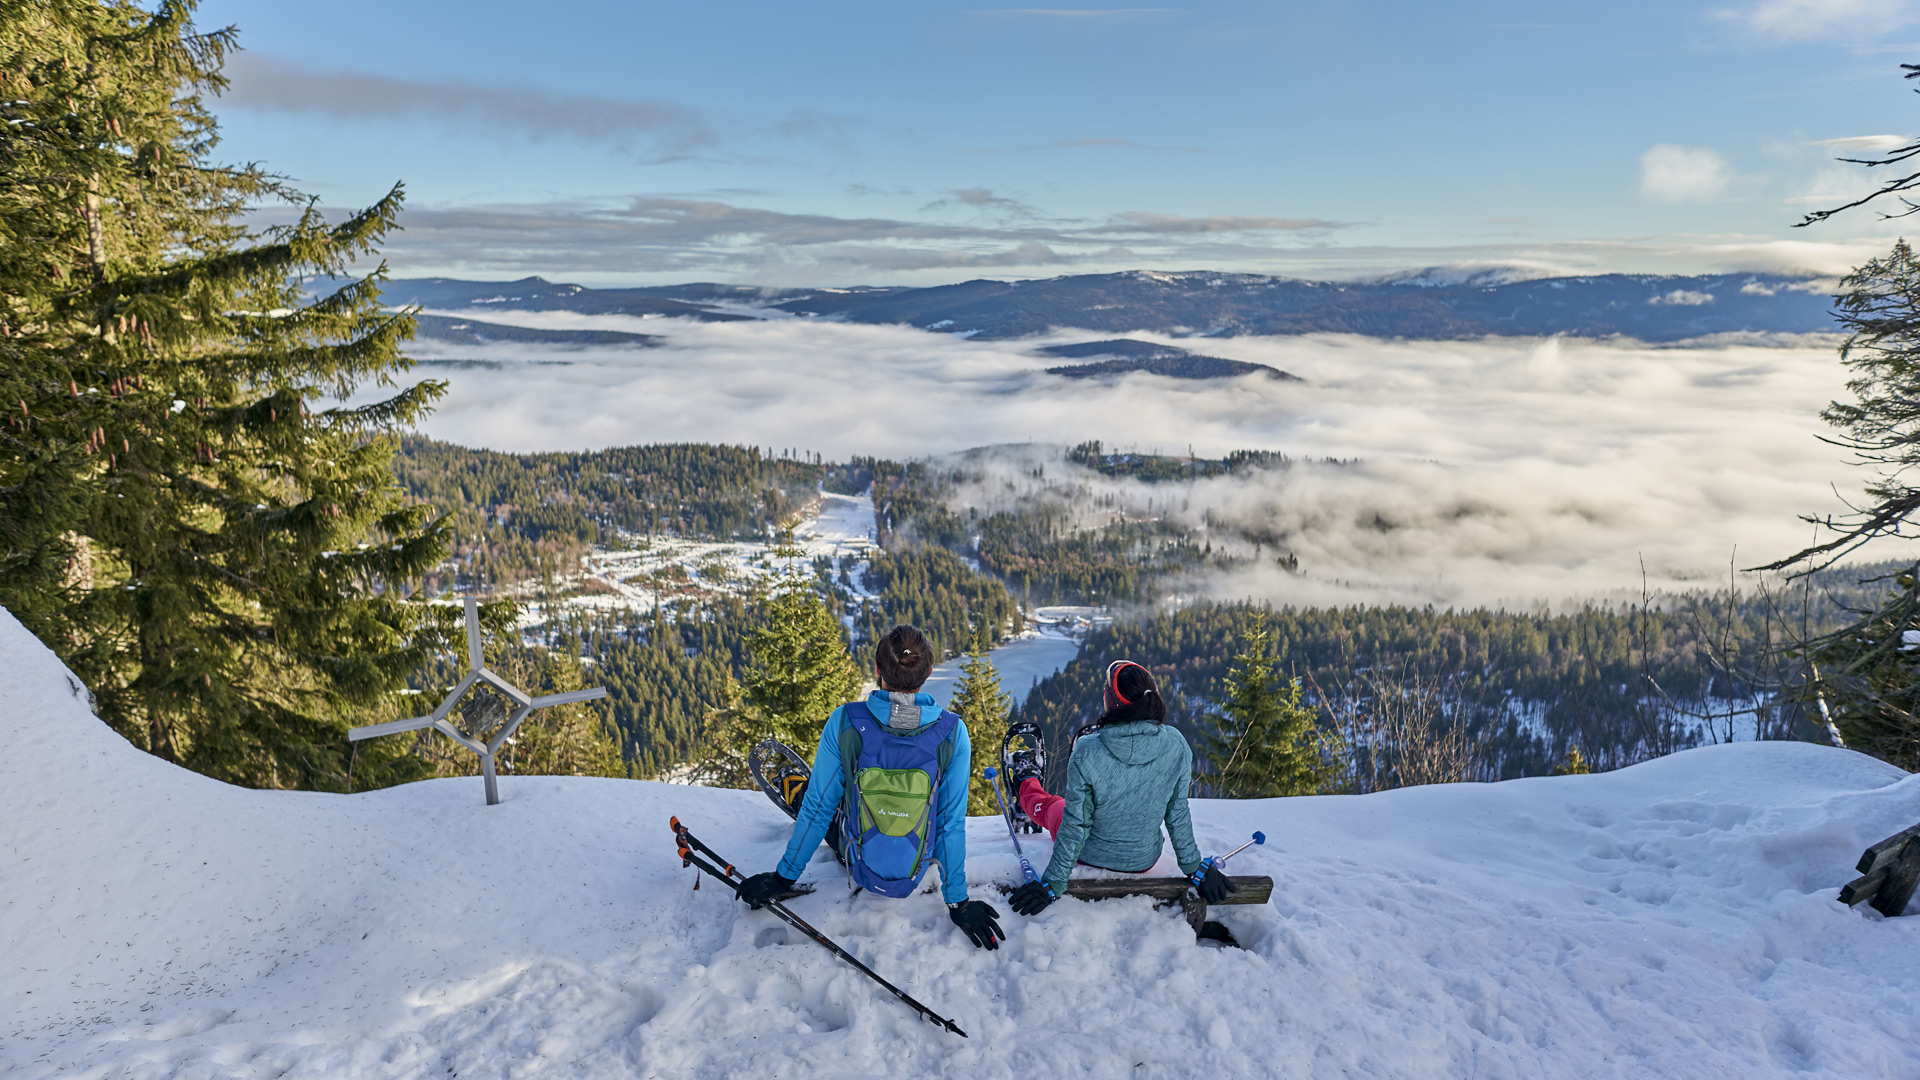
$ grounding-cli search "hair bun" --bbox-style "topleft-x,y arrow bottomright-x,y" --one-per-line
876,624 -> 935,693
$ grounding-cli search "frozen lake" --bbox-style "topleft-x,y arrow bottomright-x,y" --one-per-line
920,626 -> 1083,711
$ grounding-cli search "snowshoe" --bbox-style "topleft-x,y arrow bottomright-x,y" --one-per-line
749,738 -> 811,820
998,722 -> 1047,835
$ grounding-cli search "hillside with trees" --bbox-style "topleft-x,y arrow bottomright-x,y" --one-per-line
379,270 -> 1839,341
391,438 -> 837,591
867,445 -> 1327,605
1012,569 -> 1888,790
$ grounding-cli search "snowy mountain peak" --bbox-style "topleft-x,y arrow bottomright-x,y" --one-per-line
1373,265 -> 1554,289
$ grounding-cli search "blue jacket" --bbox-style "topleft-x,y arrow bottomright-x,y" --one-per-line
1040,720 -> 1204,893
776,690 -> 972,904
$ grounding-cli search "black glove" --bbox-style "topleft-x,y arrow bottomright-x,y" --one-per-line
948,900 -> 1005,950
1009,879 -> 1057,916
735,871 -> 795,910
1195,864 -> 1238,905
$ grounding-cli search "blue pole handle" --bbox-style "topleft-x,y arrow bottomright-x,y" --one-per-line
1193,831 -> 1267,886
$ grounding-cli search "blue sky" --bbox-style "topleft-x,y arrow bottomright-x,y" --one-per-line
200,0 -> 1920,285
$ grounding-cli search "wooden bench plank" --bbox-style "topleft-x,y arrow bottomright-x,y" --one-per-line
1839,824 -> 1920,917
1060,875 -> 1273,906
987,875 -> 1274,947
1840,868 -> 1889,907
1872,840 -> 1920,917
1856,824 -> 1920,875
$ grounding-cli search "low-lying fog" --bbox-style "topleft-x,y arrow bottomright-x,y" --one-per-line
391,311 -> 1865,609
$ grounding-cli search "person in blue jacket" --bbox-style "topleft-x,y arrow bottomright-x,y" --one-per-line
735,624 -> 1005,951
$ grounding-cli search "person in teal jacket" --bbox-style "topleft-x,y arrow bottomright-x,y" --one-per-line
1008,660 -> 1236,915
735,625 -> 1005,950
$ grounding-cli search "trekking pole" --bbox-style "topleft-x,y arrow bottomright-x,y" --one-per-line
1190,831 -> 1265,888
668,817 -> 967,1038
981,767 -> 1039,884
672,815 -> 740,876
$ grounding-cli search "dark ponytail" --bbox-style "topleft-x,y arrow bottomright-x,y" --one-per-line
1098,660 -> 1166,726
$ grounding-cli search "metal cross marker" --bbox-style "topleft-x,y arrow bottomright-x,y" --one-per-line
349,597 -> 608,805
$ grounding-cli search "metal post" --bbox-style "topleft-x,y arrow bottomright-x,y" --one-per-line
465,597 -> 483,670
481,749 -> 500,806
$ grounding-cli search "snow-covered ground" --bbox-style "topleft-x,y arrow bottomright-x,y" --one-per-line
7,607 -> 1920,1079
514,488 -> 881,628
790,491 -> 880,563
523,491 -> 1094,703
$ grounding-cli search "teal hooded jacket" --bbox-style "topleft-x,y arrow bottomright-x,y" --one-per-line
1039,720 -> 1204,893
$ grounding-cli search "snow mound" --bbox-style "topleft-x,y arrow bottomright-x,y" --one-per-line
4,607 -> 1920,1079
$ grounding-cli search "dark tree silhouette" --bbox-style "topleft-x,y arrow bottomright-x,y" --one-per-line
1797,65 -> 1920,228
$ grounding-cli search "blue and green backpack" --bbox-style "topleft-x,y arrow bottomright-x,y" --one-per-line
837,700 -> 959,898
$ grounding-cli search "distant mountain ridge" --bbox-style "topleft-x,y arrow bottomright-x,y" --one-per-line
1038,338 -> 1298,380
382,269 -> 1838,342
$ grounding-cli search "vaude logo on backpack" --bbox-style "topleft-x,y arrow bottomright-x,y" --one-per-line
838,699 -> 958,898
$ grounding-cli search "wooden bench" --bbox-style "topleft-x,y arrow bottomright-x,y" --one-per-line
1841,824 -> 1920,917
1001,875 -> 1275,944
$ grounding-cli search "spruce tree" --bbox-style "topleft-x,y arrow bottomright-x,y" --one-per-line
742,547 -> 862,750
1202,625 -> 1337,797
1551,745 -> 1591,776
1761,242 -> 1920,766
950,631 -> 1011,815
1767,61 -> 1920,767
694,544 -> 859,786
690,677 -> 764,789
0,1 -> 452,789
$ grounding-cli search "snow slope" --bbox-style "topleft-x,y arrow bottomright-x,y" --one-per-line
5,608 -> 1920,1079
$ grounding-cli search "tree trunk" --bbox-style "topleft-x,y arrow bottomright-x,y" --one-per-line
83,176 -> 107,282
62,532 -> 92,591
135,592 -> 182,764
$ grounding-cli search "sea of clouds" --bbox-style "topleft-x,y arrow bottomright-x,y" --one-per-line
385,311 -> 1865,609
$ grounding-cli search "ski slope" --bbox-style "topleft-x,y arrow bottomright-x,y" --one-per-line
5,607 -> 1920,1079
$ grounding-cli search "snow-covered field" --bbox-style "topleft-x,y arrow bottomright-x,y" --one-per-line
520,489 -> 1093,704
791,491 -> 880,562
7,607 -> 1920,1079
517,489 -> 881,628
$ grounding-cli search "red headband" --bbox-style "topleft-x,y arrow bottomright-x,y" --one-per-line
1106,660 -> 1147,706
